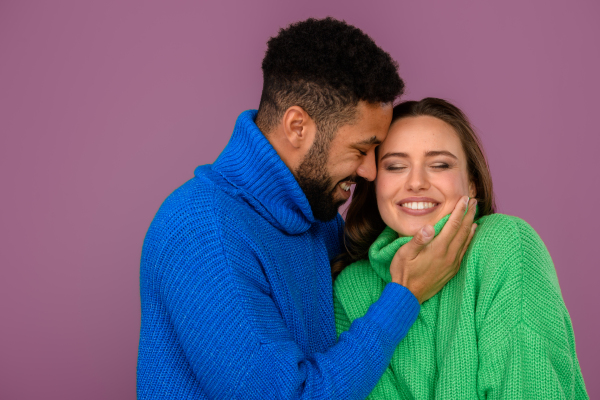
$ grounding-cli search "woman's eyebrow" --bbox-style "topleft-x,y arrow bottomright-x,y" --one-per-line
425,150 -> 458,159
379,150 -> 458,161
380,152 -> 408,161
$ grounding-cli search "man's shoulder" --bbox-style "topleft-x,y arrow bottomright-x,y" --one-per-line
142,165 -> 248,256
141,165 -> 267,282
151,165 -> 245,228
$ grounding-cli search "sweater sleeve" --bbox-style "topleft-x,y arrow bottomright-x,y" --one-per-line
475,217 -> 588,399
334,281 -> 408,400
154,205 -> 420,400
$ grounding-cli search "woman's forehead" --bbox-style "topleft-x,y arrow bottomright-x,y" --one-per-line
381,115 -> 463,155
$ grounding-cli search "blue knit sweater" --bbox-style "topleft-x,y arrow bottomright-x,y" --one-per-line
137,110 -> 420,399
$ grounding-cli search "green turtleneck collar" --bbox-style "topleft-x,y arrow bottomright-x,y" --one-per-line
369,205 -> 479,283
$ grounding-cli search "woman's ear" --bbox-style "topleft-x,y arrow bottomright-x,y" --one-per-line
468,181 -> 477,198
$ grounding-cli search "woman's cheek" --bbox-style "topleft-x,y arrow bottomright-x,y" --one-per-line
375,178 -> 397,227
438,175 -> 469,215
375,177 -> 392,202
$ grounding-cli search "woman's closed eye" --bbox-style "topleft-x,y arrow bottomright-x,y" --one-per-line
431,163 -> 451,169
384,164 -> 406,171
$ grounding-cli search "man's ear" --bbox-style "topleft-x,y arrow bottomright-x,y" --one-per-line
282,106 -> 316,150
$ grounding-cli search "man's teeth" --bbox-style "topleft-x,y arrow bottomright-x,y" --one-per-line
340,182 -> 352,191
401,202 -> 437,210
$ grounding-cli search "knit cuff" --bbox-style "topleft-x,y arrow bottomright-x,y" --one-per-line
362,283 -> 420,346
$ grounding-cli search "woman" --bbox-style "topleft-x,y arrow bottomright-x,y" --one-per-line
333,98 -> 588,399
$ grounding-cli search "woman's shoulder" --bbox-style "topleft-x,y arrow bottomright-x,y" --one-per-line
472,215 -> 570,349
474,213 -> 546,251
476,212 -> 530,232
470,213 -> 558,294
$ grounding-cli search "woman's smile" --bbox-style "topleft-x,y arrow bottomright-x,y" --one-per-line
397,197 -> 441,216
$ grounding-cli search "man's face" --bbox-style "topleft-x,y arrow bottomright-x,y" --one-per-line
295,101 -> 393,221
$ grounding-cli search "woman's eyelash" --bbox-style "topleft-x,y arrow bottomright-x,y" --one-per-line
432,164 -> 450,169
385,164 -> 450,171
358,150 -> 367,156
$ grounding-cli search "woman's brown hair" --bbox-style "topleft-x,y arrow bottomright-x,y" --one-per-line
332,97 -> 496,278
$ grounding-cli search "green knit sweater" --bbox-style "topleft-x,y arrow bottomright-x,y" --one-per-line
334,213 -> 588,399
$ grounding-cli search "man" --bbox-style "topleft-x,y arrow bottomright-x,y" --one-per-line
137,18 -> 476,399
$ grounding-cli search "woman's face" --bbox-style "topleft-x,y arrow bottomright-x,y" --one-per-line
376,115 -> 475,237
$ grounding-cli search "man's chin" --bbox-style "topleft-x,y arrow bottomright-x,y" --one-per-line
297,174 -> 349,221
312,199 -> 347,222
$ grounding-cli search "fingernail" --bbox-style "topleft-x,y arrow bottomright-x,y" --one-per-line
464,196 -> 469,207
421,226 -> 432,238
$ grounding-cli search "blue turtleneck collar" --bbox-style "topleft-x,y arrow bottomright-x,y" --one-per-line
205,110 -> 315,234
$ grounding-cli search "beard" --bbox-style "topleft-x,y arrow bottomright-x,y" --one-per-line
295,136 -> 349,222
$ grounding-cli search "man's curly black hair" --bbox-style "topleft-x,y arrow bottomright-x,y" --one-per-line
255,17 -> 405,138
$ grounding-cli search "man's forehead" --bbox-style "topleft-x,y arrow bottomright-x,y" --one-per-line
331,101 -> 392,146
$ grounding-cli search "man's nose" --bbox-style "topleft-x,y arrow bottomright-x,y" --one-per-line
355,152 -> 377,181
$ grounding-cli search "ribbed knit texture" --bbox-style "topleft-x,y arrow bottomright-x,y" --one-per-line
334,212 -> 589,399
137,110 -> 420,399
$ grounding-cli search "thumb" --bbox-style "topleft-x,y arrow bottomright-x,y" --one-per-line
401,225 -> 434,260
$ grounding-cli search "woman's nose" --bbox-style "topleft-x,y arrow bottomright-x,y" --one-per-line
406,168 -> 429,192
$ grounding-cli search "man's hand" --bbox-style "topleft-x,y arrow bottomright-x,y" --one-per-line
390,196 -> 477,304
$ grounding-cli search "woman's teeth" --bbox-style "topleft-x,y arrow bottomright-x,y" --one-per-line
401,202 -> 437,210
340,182 -> 352,191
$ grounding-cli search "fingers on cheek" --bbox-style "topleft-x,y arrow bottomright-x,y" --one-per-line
450,219 -> 462,231
463,224 -> 472,238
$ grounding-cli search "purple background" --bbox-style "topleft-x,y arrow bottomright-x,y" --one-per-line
1,0 -> 598,398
